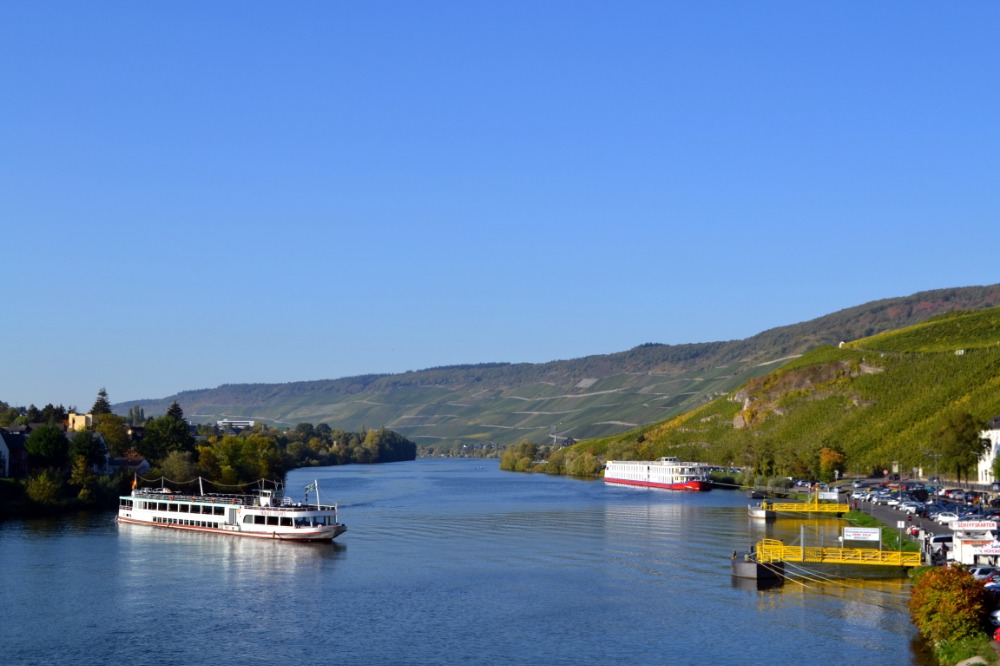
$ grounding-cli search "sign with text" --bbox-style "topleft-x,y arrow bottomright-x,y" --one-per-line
952,521 -> 998,532
976,541 -> 1000,555
819,491 -> 839,501
843,527 -> 881,542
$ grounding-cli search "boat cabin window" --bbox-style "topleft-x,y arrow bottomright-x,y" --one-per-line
280,517 -> 292,527
253,515 -> 266,525
213,506 -> 224,516
266,516 -> 279,526
180,504 -> 190,513
158,502 -> 168,511
168,503 -> 178,512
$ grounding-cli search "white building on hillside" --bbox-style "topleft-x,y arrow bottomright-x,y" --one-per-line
976,416 -> 1000,485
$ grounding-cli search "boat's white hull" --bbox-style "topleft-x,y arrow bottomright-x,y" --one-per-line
118,481 -> 346,542
117,514 -> 346,541
748,504 -> 775,520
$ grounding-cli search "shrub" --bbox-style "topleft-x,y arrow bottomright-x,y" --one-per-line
25,469 -> 65,505
909,565 -> 989,645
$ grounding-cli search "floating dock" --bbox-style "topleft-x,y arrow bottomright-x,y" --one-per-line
731,549 -> 784,580
753,538 -> 921,567
757,499 -> 849,515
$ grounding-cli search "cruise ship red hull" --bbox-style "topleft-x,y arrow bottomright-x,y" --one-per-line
604,478 -> 712,492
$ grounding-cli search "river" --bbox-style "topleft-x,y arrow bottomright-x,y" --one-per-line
0,458 -> 928,665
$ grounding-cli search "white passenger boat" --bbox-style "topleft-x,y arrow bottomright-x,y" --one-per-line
748,502 -> 776,519
117,478 -> 346,541
603,457 -> 713,491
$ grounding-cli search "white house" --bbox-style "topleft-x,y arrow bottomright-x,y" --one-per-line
976,416 -> 1000,485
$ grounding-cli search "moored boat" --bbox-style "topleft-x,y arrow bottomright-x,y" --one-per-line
603,457 -> 712,491
748,502 -> 776,519
117,478 -> 346,542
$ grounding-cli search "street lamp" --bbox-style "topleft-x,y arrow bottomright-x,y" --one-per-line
928,453 -> 941,484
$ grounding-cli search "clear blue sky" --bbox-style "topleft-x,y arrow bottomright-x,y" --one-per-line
3,2 -> 998,411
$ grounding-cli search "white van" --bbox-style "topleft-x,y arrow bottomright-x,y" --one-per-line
930,534 -> 953,557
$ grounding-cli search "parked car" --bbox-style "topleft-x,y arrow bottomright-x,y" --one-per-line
936,511 -> 960,525
970,567 -> 1000,581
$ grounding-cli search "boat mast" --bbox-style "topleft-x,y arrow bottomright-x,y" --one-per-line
305,480 -> 320,509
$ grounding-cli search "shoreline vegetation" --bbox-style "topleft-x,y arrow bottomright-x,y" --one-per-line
0,390 -> 416,520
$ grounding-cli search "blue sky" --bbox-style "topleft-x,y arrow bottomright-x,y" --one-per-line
3,2 -> 998,411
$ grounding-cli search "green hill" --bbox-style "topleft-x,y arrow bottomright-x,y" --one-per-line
581,306 -> 1000,479
115,284 -> 1000,451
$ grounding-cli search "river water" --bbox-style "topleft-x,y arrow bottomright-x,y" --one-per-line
0,459 -> 927,665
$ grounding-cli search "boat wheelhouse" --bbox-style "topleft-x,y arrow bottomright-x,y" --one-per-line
117,479 -> 346,542
603,457 -> 713,491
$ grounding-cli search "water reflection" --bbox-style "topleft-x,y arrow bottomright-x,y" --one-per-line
117,520 -> 345,573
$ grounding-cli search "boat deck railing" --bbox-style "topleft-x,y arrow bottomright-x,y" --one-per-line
132,489 -> 337,511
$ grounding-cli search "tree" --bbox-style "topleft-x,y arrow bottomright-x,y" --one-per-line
140,414 -> 194,461
909,565 -> 989,645
94,413 -> 131,457
160,450 -> 198,483
568,451 -> 600,476
126,406 -> 146,426
936,412 -> 987,483
91,388 -> 112,416
25,469 -> 64,505
25,424 -> 69,469
500,440 -> 538,471
39,403 -> 68,424
69,430 -> 106,468
69,455 -> 96,503
166,401 -> 184,420
244,434 -> 284,479
196,444 -> 221,480
0,406 -> 19,427
818,447 -> 846,482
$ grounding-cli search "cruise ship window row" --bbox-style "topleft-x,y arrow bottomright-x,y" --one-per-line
240,515 -> 335,527
152,516 -> 219,528
139,501 -> 226,515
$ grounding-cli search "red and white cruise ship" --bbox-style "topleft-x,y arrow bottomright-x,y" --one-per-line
603,457 -> 713,491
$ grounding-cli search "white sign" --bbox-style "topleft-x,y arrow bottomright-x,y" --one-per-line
976,541 -> 1000,555
953,521 -> 999,531
819,491 -> 839,501
844,527 -> 881,542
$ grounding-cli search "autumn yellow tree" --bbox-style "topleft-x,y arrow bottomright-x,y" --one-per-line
818,447 -> 846,482
909,565 -> 988,645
